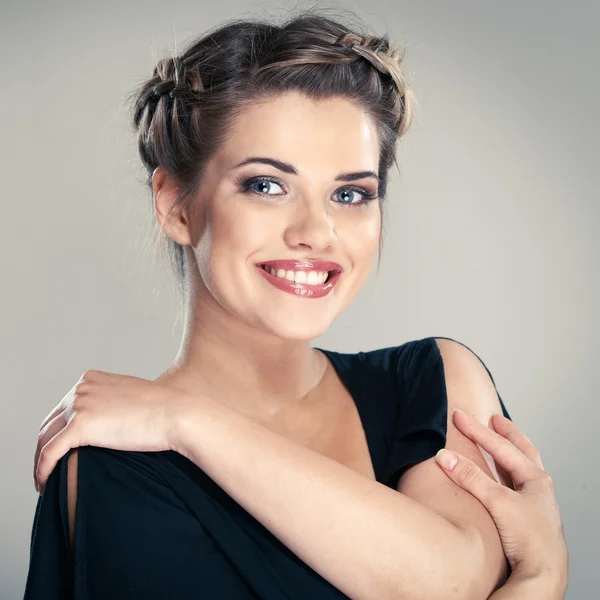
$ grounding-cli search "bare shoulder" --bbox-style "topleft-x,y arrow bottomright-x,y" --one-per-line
398,336 -> 510,489
433,337 -> 503,418
67,449 -> 78,555
433,337 -> 514,483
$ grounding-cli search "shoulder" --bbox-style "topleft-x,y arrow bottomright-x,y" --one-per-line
329,336 -> 507,411
427,336 -> 512,479
394,334 -> 510,491
346,337 -> 442,376
59,446 -> 203,572
367,336 -> 505,414
375,335 -> 512,484
62,446 -> 191,540
320,338 -> 449,407
63,445 -> 184,504
321,337 -> 435,381
49,448 -> 227,595
426,337 -> 509,428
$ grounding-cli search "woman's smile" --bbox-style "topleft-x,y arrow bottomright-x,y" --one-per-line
256,259 -> 343,298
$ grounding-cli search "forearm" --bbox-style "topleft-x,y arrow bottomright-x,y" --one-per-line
488,574 -> 566,600
172,397 -> 482,600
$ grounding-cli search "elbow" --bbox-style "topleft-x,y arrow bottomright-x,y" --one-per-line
452,526 -> 509,600
382,526 -> 504,600
422,530 -> 503,600
383,543 -> 485,600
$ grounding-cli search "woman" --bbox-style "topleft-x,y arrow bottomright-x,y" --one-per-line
24,10 -> 568,600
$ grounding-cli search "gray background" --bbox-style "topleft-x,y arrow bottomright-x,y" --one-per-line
1,0 -> 597,597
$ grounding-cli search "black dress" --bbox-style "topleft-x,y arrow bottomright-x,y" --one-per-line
24,336 -> 511,599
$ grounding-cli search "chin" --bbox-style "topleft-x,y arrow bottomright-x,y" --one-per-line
259,313 -> 333,341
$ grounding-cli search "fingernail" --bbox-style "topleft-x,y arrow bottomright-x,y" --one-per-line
436,449 -> 458,470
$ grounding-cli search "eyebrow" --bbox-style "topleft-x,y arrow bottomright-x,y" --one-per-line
231,156 -> 380,183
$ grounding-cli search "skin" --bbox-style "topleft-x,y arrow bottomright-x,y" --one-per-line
151,90 -> 381,418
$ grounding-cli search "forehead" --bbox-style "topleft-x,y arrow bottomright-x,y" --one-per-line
214,91 -> 380,174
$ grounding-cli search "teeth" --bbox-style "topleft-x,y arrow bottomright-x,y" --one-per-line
262,265 -> 330,285
306,271 -> 320,285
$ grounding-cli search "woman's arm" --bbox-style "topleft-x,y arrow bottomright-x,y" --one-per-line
171,396 -> 488,600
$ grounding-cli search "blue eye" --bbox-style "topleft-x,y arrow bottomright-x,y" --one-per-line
239,176 -> 378,207
334,188 -> 375,205
246,178 -> 284,196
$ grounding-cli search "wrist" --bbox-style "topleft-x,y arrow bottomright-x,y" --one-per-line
166,392 -> 229,462
165,392 -> 197,455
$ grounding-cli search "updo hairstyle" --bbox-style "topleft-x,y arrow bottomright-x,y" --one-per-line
126,8 -> 415,290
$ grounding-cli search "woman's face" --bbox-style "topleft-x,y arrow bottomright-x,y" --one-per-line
171,91 -> 381,340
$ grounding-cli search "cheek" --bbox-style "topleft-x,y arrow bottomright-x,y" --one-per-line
199,200 -> 278,277
364,211 -> 381,246
213,206 -> 271,250
342,209 -> 381,259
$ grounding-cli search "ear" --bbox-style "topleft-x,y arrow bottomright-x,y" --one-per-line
151,166 -> 193,246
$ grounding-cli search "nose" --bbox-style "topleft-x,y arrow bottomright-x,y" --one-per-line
283,200 -> 337,251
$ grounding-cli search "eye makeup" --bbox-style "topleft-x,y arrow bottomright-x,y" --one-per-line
233,171 -> 379,208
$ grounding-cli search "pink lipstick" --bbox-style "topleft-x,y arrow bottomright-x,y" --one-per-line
256,259 -> 342,299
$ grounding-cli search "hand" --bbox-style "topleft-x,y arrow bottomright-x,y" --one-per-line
435,410 -> 568,586
33,370 -> 189,495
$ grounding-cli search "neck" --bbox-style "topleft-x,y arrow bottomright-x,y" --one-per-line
153,270 -> 328,418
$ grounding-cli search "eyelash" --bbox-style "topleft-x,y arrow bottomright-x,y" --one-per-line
236,175 -> 379,208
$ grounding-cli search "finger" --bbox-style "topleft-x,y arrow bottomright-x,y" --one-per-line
38,377 -> 82,432
436,448 -> 507,509
452,409 -> 537,488
36,417 -> 80,494
490,414 -> 545,470
38,403 -> 65,435
34,412 -> 68,492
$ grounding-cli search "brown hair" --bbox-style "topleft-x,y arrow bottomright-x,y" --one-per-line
126,7 -> 415,292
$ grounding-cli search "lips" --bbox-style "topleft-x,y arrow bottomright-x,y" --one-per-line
256,259 -> 343,299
